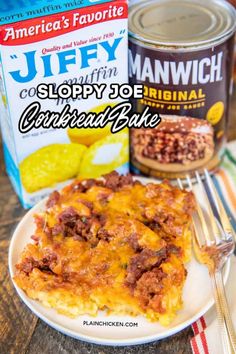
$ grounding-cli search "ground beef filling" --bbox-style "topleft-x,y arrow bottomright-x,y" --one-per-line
125,244 -> 183,312
17,252 -> 58,274
103,171 -> 135,191
56,206 -> 106,245
71,171 -> 135,194
31,172 -> 190,315
135,268 -> 167,313
133,130 -> 213,165
125,248 -> 168,288
35,205 -> 106,248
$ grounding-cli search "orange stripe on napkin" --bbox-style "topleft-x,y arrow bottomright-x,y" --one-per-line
217,170 -> 236,209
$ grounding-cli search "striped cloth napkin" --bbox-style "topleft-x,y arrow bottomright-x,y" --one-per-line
190,141 -> 236,354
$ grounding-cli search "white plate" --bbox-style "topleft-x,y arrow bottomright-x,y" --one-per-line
8,178 -> 230,346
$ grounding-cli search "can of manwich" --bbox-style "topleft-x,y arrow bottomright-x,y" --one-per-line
129,0 -> 236,179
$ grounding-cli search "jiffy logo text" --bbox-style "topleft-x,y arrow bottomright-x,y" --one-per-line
9,38 -> 123,83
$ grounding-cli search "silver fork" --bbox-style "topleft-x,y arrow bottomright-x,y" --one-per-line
178,169 -> 236,354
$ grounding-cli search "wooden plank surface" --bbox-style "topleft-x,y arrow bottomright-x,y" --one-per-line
25,321 -> 193,354
0,222 -> 38,354
0,89 -> 235,354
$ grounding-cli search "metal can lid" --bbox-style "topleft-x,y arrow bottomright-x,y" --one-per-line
129,0 -> 236,48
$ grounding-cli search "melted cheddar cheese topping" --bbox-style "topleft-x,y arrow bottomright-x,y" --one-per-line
14,172 -> 195,326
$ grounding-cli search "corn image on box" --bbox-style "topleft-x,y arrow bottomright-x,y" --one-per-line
0,0 -> 129,208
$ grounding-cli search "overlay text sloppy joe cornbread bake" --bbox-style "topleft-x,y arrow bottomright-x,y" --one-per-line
14,172 -> 196,326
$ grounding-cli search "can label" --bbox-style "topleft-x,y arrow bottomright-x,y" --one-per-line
129,36 -> 235,178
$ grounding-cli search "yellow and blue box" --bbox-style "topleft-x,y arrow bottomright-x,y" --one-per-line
0,0 -> 129,208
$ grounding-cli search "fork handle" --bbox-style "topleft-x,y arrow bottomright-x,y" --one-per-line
211,270 -> 236,354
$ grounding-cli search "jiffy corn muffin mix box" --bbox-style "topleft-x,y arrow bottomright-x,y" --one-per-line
0,0 -> 128,208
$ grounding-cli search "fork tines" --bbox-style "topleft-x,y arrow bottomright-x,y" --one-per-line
178,170 -> 236,351
177,170 -> 235,247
